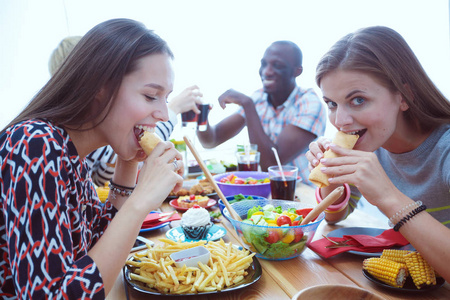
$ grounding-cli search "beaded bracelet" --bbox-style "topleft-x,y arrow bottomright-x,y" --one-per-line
388,201 -> 422,228
110,179 -> 135,191
108,180 -> 134,197
316,183 -> 350,214
393,204 -> 427,231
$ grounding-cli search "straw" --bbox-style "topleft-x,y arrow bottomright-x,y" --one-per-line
271,147 -> 287,185
245,144 -> 251,168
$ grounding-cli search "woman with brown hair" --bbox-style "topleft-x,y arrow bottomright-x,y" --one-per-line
306,26 -> 450,282
0,18 -> 184,298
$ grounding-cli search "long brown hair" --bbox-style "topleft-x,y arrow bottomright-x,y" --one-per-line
1,18 -> 173,134
316,26 -> 450,133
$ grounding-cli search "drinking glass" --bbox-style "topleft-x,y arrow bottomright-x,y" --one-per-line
236,151 -> 260,171
268,165 -> 298,200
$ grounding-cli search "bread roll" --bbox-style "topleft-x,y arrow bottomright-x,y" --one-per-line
139,131 -> 162,155
308,131 -> 359,188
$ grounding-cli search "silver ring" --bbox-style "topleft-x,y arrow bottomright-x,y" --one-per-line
172,160 -> 178,171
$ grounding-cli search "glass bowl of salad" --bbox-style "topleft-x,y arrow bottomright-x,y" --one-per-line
218,194 -> 267,217
223,199 -> 324,260
213,171 -> 270,198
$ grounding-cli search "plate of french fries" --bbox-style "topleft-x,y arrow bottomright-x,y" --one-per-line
123,238 -> 262,296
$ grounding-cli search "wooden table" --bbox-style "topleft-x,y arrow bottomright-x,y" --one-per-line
107,183 -> 450,300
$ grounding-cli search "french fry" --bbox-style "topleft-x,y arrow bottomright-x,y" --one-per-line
126,239 -> 254,294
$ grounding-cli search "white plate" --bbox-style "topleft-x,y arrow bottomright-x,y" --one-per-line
327,227 -> 415,257
166,224 -> 227,242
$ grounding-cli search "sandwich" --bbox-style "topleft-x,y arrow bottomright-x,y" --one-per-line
139,130 -> 162,155
309,131 -> 359,188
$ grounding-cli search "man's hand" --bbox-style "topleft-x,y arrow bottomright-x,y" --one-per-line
218,89 -> 253,109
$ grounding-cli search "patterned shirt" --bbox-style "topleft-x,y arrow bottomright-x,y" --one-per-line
238,86 -> 326,185
0,119 -> 117,299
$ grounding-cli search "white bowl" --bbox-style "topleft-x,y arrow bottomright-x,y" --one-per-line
169,246 -> 211,268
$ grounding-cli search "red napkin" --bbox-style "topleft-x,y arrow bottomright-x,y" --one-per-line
141,212 -> 181,229
309,229 -> 410,258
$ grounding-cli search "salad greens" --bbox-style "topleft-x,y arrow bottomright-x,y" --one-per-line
228,194 -> 254,204
240,204 -> 309,259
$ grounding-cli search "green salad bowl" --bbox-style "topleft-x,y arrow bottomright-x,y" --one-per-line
223,199 -> 324,260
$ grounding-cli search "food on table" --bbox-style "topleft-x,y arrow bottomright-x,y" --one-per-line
138,130 -> 162,155
96,182 -> 109,203
181,205 -> 212,240
219,173 -> 269,185
206,159 -> 226,174
170,188 -> 191,197
189,179 -> 215,195
404,251 -> 437,289
168,179 -> 215,197
170,139 -> 186,152
228,194 -> 255,204
126,238 -> 255,294
209,211 -> 222,223
239,204 -> 313,259
309,131 -> 359,188
380,249 -> 410,264
177,195 -> 210,209
363,257 -> 408,288
363,249 -> 438,289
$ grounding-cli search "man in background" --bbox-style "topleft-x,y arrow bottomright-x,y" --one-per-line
197,41 -> 326,185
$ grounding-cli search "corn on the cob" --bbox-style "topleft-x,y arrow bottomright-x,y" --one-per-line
363,257 -> 407,288
96,182 -> 110,203
380,249 -> 411,264
404,251 -> 436,289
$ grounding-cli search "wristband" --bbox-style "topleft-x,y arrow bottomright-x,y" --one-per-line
109,180 -> 134,197
393,204 -> 427,231
316,184 -> 350,213
110,179 -> 135,190
388,201 -> 422,228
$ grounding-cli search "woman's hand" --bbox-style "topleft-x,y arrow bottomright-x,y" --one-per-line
320,145 -> 397,207
305,136 -> 332,171
135,141 -> 184,206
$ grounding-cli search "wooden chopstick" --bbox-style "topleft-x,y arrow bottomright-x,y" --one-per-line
183,136 -> 243,221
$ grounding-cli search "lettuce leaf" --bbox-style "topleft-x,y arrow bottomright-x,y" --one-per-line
247,206 -> 262,219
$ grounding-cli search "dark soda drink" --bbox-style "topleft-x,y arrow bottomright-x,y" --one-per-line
238,162 -> 258,171
270,176 -> 296,200
197,104 -> 210,127
181,110 -> 197,126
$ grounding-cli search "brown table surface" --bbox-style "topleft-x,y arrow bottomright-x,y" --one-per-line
107,183 -> 449,300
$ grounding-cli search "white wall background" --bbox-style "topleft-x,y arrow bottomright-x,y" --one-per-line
1,0 -> 449,151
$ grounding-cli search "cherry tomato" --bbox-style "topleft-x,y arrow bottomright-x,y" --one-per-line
293,228 -> 304,243
276,215 -> 292,226
265,230 -> 280,244
234,178 -> 245,184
